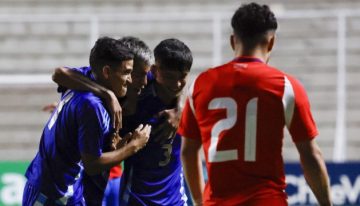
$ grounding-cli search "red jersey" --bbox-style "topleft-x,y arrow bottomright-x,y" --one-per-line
178,57 -> 318,205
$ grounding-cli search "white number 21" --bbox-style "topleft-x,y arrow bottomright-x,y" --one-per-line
208,97 -> 258,163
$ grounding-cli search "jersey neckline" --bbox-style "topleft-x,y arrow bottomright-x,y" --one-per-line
233,56 -> 263,63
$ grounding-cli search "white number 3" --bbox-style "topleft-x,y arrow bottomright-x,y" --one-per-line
208,97 -> 258,163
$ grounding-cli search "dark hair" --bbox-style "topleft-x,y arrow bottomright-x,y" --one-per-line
231,3 -> 277,49
89,36 -> 133,73
119,36 -> 153,66
154,38 -> 193,72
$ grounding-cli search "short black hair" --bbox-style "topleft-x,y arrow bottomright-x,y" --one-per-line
231,3 -> 277,49
154,38 -> 193,72
119,36 -> 153,66
89,36 -> 133,73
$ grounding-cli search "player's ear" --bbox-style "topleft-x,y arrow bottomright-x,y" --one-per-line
267,33 -> 275,52
230,34 -> 236,51
102,65 -> 111,79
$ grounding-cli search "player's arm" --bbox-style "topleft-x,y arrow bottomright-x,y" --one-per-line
181,137 -> 204,206
42,102 -> 58,113
152,107 -> 180,143
153,97 -> 181,143
82,124 -> 151,176
52,67 -> 122,130
295,139 -> 332,206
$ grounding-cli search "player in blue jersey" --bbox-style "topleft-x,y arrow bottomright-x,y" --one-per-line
119,38 -> 193,206
23,37 -> 151,206
102,36 -> 153,206
51,36 -> 156,206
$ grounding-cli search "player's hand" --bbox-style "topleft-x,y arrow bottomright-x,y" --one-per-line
153,108 -> 180,144
116,132 -> 132,149
42,102 -> 58,113
110,131 -> 127,150
105,90 -> 122,132
110,132 -> 119,150
129,124 -> 151,153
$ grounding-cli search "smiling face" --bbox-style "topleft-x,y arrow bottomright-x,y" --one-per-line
127,60 -> 151,95
104,59 -> 134,98
118,37 -> 153,96
151,38 -> 193,101
152,64 -> 189,99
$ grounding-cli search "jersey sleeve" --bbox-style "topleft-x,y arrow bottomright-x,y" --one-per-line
178,98 -> 201,140
77,97 -> 110,156
57,66 -> 94,93
74,66 -> 95,81
287,76 -> 318,142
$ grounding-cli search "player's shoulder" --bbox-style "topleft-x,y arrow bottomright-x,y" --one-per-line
194,61 -> 232,83
73,91 -> 104,109
74,92 -> 110,119
206,61 -> 232,74
264,65 -> 307,90
71,66 -> 91,73
188,61 -> 235,96
258,64 -> 300,84
281,71 -> 305,89
257,63 -> 286,76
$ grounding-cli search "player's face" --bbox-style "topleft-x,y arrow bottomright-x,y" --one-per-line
128,60 -> 151,95
107,60 -> 133,98
153,65 -> 189,98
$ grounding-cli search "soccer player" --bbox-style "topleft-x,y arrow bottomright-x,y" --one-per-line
51,36 -> 153,206
178,3 -> 332,206
119,38 -> 193,206
102,36 -> 153,206
23,37 -> 151,206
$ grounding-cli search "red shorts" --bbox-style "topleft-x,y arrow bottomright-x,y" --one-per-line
243,198 -> 287,206
204,197 -> 287,206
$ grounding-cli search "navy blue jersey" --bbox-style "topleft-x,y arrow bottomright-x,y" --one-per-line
25,88 -> 111,205
70,66 -> 111,205
120,80 -> 187,206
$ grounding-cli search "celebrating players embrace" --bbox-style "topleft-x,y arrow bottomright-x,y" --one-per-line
23,2 -> 332,206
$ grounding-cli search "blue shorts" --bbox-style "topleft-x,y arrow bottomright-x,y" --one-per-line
102,177 -> 121,206
22,181 -> 85,206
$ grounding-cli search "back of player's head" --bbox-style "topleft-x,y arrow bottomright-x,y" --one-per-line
154,38 -> 193,72
231,2 -> 278,49
119,36 -> 153,66
89,36 -> 133,73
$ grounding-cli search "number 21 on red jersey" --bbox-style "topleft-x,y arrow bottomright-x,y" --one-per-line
208,97 -> 258,163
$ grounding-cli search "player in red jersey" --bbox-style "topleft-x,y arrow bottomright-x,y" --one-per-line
178,2 -> 332,206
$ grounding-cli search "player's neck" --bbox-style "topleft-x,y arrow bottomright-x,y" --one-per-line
234,46 -> 268,63
154,82 -> 176,106
91,71 -> 108,88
